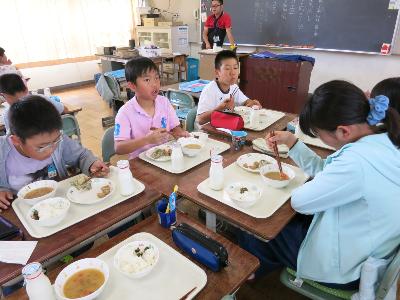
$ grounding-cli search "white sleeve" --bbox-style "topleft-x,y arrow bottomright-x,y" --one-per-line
197,86 -> 217,115
234,88 -> 249,106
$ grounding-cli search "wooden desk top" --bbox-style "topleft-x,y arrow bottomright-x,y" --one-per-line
65,105 -> 82,115
0,188 -> 161,286
6,212 -> 260,300
130,113 -> 333,241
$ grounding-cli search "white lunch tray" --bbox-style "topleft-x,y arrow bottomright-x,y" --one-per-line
295,133 -> 335,151
79,232 -> 207,300
197,162 -> 309,218
138,138 -> 230,174
12,167 -> 145,238
243,109 -> 285,131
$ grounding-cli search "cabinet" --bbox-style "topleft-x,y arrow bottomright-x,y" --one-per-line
240,57 -> 313,114
136,26 -> 189,55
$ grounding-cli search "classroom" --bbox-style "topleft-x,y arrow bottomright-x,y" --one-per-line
1,0 -> 400,299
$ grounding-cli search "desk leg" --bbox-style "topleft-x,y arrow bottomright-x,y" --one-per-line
205,210 -> 217,232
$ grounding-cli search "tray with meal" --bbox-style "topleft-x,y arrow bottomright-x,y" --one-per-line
233,107 -> 285,131
11,166 -> 145,238
52,232 -> 207,300
139,134 -> 230,174
197,154 -> 309,218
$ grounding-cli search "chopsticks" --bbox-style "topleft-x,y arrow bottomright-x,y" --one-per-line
179,287 -> 197,300
270,131 -> 285,178
230,86 -> 239,98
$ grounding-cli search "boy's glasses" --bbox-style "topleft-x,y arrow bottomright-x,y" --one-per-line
34,131 -> 64,153
211,4 -> 221,8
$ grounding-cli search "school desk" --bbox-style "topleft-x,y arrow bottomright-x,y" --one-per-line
5,212 -> 259,300
0,188 -> 161,288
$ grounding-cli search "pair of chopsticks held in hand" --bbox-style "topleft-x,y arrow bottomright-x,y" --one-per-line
269,130 -> 286,179
223,87 -> 239,111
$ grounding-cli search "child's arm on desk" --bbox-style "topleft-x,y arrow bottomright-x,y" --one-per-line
115,129 -> 169,155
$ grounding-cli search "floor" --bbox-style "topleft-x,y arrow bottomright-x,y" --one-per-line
56,84 -> 399,300
56,84 -> 310,299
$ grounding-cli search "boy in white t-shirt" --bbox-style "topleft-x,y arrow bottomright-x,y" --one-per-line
196,50 -> 261,125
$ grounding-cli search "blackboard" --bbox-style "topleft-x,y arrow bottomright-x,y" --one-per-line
200,0 -> 400,53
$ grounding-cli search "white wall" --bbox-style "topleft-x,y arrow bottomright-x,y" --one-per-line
21,0 -> 400,92
22,60 -> 100,91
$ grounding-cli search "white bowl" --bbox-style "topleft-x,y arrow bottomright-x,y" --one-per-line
28,197 -> 70,227
114,240 -> 159,279
190,131 -> 209,143
178,137 -> 204,157
54,258 -> 109,300
260,164 -> 296,189
224,182 -> 262,208
17,180 -> 58,206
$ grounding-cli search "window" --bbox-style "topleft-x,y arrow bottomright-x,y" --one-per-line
1,0 -> 134,65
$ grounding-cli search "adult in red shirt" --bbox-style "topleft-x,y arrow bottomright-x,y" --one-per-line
202,0 -> 235,49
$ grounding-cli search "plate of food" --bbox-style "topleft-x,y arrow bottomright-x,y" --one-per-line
236,153 -> 276,173
224,182 -> 262,208
66,174 -> 114,205
113,240 -> 159,279
145,144 -> 172,162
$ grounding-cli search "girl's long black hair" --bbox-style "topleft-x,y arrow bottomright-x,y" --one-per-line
299,80 -> 400,148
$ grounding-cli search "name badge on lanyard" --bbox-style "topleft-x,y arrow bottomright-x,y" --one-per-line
47,163 -> 57,178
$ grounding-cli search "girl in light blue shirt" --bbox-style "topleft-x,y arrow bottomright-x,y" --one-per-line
239,80 -> 400,289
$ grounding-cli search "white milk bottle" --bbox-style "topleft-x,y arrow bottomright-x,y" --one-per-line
249,108 -> 259,128
22,262 -> 55,300
171,143 -> 184,172
209,154 -> 224,190
117,160 -> 135,196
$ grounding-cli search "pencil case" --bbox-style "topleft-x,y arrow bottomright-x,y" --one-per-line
210,110 -> 244,131
172,222 -> 229,272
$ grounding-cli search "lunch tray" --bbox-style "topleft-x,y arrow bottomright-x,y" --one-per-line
12,167 -> 145,238
138,138 -> 230,174
88,232 -> 207,299
197,163 -> 309,218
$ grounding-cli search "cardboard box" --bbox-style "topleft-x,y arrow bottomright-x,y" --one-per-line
143,18 -> 158,27
158,21 -> 184,27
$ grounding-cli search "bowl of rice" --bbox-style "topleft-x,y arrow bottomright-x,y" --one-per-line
113,241 -> 159,279
27,197 -> 70,227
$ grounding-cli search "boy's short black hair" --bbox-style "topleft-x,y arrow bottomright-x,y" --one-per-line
0,47 -> 4,57
0,73 -> 27,95
213,0 -> 223,4
9,96 -> 62,141
215,50 -> 238,69
125,56 -> 159,84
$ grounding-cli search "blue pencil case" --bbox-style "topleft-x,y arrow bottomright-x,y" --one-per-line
172,223 -> 229,272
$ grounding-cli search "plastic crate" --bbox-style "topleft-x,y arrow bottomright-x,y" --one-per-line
186,57 -> 199,81
179,79 -> 210,93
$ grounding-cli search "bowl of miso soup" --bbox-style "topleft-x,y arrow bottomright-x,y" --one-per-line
260,164 -> 295,189
55,258 -> 109,300
17,180 -> 58,206
178,137 -> 205,157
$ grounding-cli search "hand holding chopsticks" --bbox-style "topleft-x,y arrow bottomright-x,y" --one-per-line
270,131 -> 285,179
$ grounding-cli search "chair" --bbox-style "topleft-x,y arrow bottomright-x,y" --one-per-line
62,114 -> 81,143
280,247 -> 400,300
166,89 -> 195,130
101,126 -> 115,164
185,106 -> 198,132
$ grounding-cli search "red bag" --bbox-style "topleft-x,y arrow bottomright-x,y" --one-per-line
210,110 -> 244,130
